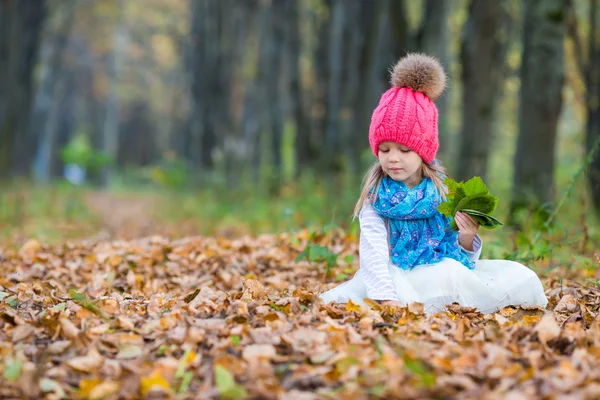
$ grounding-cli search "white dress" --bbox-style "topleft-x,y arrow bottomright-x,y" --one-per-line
319,204 -> 548,315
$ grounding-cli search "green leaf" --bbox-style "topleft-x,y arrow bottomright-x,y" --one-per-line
175,348 -> 192,379
3,359 -> 22,381
463,176 -> 489,196
51,302 -> 66,311
69,289 -> 110,320
230,335 -> 241,346
178,371 -> 193,394
461,209 -> 504,228
308,245 -> 330,260
335,273 -> 349,282
453,187 -> 467,212
444,177 -> 458,201
455,194 -> 498,215
403,355 -> 436,388
214,365 -> 248,400
156,344 -> 169,356
294,248 -> 308,263
437,201 -> 453,217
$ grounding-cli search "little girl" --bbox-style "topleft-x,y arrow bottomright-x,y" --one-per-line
320,53 -> 548,314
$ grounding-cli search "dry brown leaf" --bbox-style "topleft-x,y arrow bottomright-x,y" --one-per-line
535,314 -> 561,346
241,278 -> 267,300
554,294 -> 579,313
242,344 -> 277,362
59,317 -> 80,339
65,347 -> 104,372
11,324 -> 35,342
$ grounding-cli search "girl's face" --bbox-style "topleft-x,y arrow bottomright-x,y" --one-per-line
378,141 -> 423,188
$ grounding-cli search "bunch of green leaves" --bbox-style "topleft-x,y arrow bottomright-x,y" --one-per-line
437,176 -> 503,230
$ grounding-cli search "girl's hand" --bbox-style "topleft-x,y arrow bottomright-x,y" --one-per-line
455,211 -> 479,251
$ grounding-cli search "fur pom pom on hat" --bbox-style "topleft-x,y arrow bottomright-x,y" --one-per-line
369,53 -> 447,163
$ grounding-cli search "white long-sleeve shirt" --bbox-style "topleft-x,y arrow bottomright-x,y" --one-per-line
356,203 -> 483,301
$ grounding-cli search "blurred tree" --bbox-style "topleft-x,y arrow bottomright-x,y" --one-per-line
416,0 -> 452,159
289,0 -> 312,177
457,0 -> 511,181
102,0 -> 128,186
32,0 -> 77,183
0,0 -> 47,179
354,0 -> 390,173
510,0 -> 567,223
567,0 -> 600,216
264,0 -> 288,192
187,0 -> 236,172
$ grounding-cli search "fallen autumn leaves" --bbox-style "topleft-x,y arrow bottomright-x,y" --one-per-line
1,231 -> 599,399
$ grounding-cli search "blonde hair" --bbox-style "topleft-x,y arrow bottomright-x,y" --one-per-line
352,159 -> 449,220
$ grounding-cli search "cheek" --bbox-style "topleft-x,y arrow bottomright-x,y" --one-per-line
410,155 -> 422,169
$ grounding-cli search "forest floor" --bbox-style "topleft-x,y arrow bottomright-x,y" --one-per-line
1,192 -> 599,399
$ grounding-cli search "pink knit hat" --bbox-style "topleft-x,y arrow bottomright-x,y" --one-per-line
369,53 -> 447,164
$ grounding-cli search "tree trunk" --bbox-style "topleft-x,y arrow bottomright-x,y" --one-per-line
186,0 -> 207,168
289,0 -> 311,177
0,0 -> 47,180
417,0 -> 451,160
241,0 -> 270,183
456,0 -> 510,181
356,0 -> 390,166
510,0 -> 566,221
266,0 -> 287,192
32,0 -> 77,183
102,0 -> 128,186
323,0 -> 345,173
52,78 -> 76,179
187,0 -> 220,171
341,0 -> 366,177
586,0 -> 600,215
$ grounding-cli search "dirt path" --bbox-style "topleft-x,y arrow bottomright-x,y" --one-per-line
84,191 -> 158,240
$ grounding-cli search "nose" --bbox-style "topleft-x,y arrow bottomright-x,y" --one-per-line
388,150 -> 400,163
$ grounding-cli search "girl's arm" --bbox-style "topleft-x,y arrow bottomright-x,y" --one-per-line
356,203 -> 399,301
460,234 -> 483,262
454,211 -> 483,262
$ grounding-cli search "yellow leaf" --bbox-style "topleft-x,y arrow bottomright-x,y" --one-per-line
185,351 -> 197,364
345,300 -> 362,313
522,315 -> 541,324
363,298 -> 382,311
499,307 -> 517,317
140,371 -> 171,397
78,378 -> 103,398
107,255 -> 122,267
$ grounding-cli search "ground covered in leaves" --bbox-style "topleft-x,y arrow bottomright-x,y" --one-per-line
1,230 -> 599,399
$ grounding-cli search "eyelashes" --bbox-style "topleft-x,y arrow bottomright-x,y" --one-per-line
379,149 -> 411,153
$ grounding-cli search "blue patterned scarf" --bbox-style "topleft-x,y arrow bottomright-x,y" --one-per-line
371,176 -> 474,270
